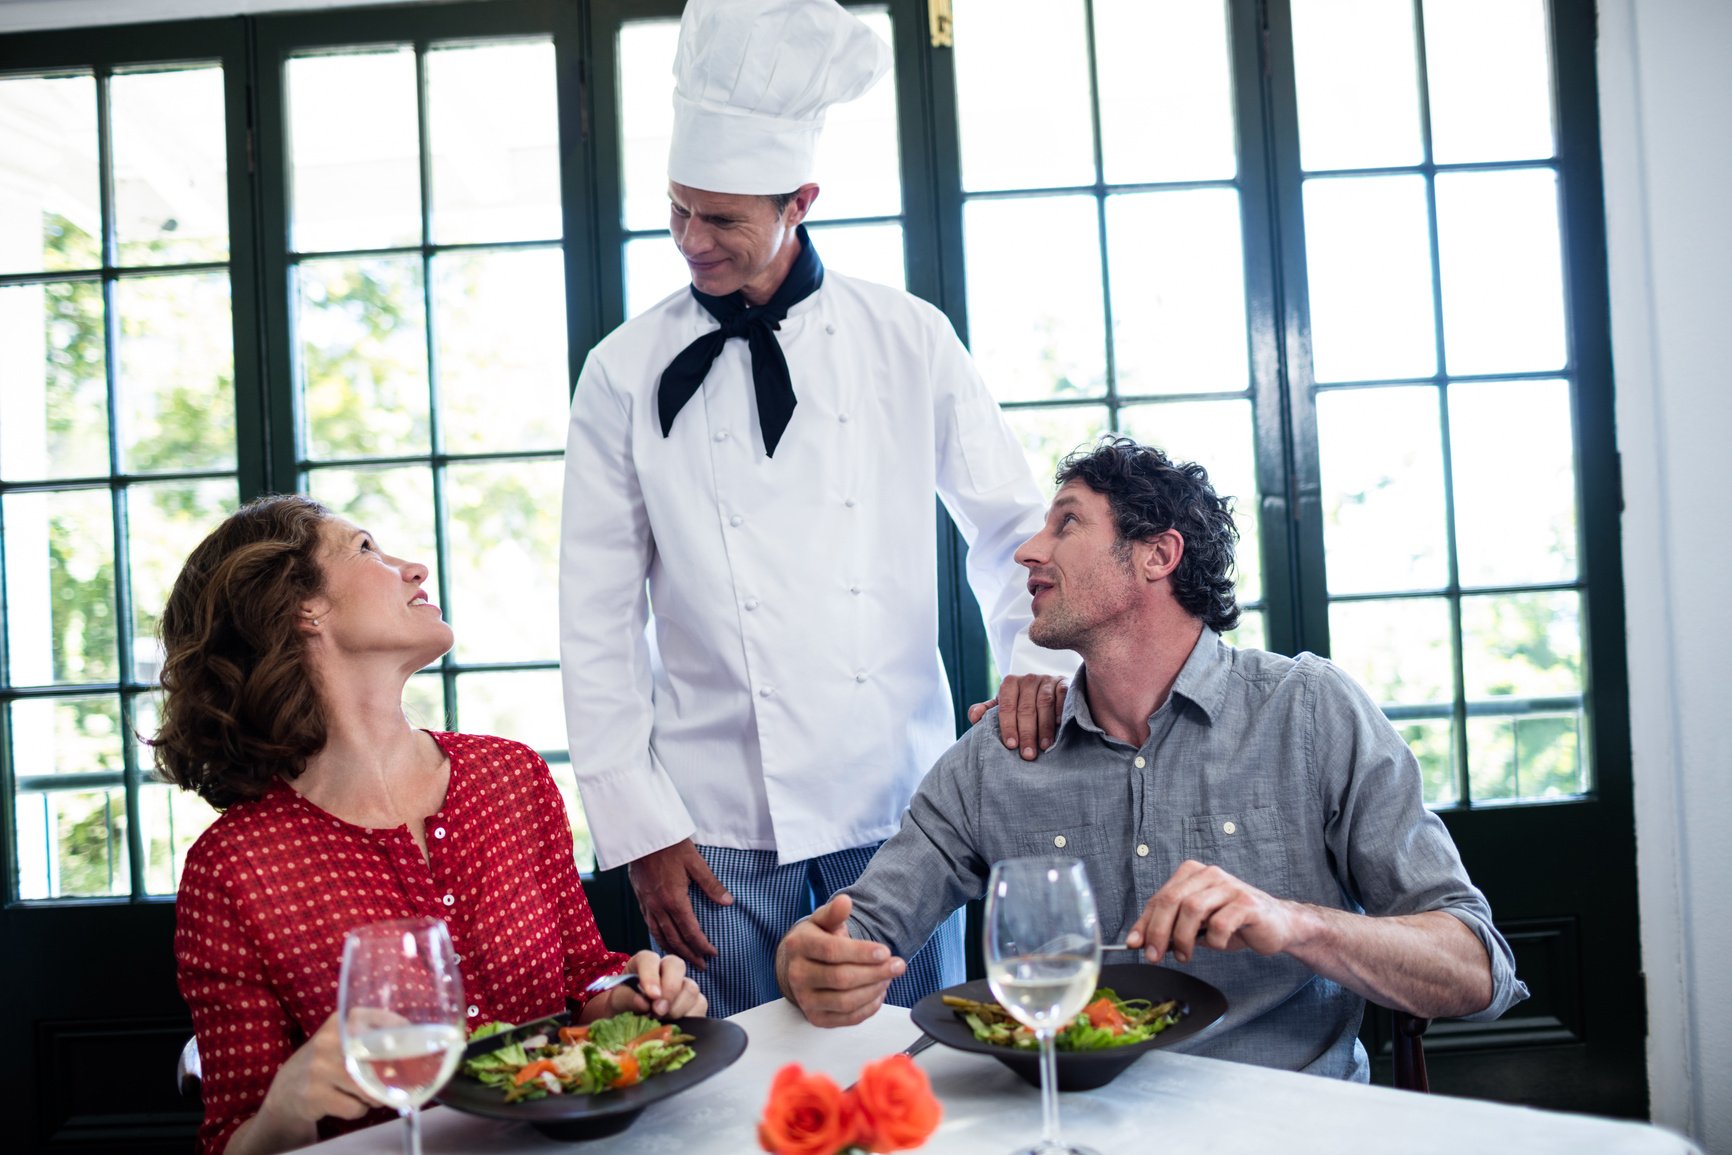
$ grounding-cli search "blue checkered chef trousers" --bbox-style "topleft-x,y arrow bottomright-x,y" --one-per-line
653,842 -> 966,1019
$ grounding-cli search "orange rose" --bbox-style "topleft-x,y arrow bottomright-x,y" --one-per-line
758,1064 -> 863,1155
850,1053 -> 942,1153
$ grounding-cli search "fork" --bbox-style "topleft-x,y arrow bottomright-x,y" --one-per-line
845,1032 -> 937,1091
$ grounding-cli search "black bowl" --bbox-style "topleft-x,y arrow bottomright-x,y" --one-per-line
909,963 -> 1226,1091
434,1017 -> 748,1141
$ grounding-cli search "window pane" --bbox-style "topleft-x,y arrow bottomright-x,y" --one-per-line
625,235 -> 688,318
127,478 -> 237,683
1435,168 -> 1567,375
427,40 -> 561,245
403,671 -> 447,731
16,788 -> 129,899
305,465 -> 438,613
7,695 -> 123,777
1450,379 -> 1577,587
1468,712 -> 1585,803
1290,0 -> 1423,171
445,459 -> 562,664
3,489 -> 117,686
111,66 -> 230,266
549,765 -> 595,873
1303,175 -> 1436,383
1317,386 -> 1447,593
1329,596 -> 1455,707
1119,398 -> 1261,605
0,73 -> 100,273
1223,608 -> 1264,651
618,19 -> 680,232
287,49 -> 420,252
115,272 -> 236,473
140,779 -> 219,895
808,223 -> 904,290
809,8 -> 900,223
299,255 -> 430,460
1424,0 -> 1555,164
433,248 -> 568,454
1400,718 -> 1458,807
455,669 -> 565,754
1461,591 -> 1583,702
0,281 -> 109,481
953,0 -> 1094,191
1095,0 -> 1236,184
965,196 -> 1105,404
1107,188 -> 1248,395
1002,405 -> 1109,499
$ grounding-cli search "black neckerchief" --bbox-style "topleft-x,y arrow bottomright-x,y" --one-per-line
656,223 -> 824,458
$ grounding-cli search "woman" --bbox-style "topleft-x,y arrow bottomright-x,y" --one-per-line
157,495 -> 706,1155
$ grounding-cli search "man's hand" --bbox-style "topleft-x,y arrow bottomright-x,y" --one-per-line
1125,859 -> 1307,965
967,674 -> 1068,760
776,895 -> 905,1028
585,950 -> 708,1021
627,839 -> 733,970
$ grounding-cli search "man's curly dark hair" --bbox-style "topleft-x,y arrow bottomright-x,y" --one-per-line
1055,437 -> 1242,632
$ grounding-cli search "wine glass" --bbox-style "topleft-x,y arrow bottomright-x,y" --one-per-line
984,857 -> 1102,1155
338,917 -> 467,1155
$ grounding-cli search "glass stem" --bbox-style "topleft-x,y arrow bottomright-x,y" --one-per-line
1038,1028 -> 1061,1147
402,1105 -> 422,1155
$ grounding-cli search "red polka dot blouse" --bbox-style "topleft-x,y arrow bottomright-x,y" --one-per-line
174,732 -> 630,1155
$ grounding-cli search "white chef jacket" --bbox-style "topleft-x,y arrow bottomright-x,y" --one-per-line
559,269 -> 1073,870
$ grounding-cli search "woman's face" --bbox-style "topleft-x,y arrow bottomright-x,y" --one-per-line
307,518 -> 453,668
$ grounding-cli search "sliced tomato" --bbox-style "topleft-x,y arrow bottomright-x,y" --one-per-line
557,1025 -> 590,1045
513,1059 -> 561,1086
609,1054 -> 641,1089
1083,996 -> 1128,1034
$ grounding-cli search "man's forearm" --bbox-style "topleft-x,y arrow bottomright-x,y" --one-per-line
1286,906 -> 1494,1019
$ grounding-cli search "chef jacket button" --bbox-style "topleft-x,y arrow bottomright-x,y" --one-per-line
744,597 -> 759,611
1223,821 -> 1237,835
467,1005 -> 479,1018
729,514 -> 743,527
838,412 -> 850,423
844,497 -> 857,508
433,827 -> 446,839
849,584 -> 862,595
825,322 -> 837,335
442,893 -> 455,907
1053,835 -> 1067,849
854,671 -> 868,683
1133,756 -> 1146,769
759,686 -> 774,698
714,430 -> 729,442
1136,844 -> 1149,857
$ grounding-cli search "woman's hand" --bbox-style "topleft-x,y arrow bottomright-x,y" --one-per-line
584,950 -> 709,1021
226,1013 -> 381,1155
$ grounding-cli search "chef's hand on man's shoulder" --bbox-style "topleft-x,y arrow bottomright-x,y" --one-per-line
968,674 -> 1068,761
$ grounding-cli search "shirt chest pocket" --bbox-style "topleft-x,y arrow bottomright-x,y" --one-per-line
1182,805 -> 1292,898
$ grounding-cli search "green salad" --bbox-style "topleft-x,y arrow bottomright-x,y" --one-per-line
461,1013 -> 696,1102
945,987 -> 1185,1052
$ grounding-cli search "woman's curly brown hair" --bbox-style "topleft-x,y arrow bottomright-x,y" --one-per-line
152,494 -> 333,809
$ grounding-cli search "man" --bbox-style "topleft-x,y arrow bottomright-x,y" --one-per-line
559,0 -> 1071,1018
776,439 -> 1527,1079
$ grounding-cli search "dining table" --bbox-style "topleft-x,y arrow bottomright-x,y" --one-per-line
307,999 -> 1701,1154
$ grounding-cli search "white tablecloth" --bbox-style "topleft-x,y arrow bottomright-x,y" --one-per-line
308,1000 -> 1699,1154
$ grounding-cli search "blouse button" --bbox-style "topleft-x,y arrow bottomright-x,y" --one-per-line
729,514 -> 743,527
433,827 -> 446,839
1222,821 -> 1237,835
467,1005 -> 480,1018
1053,835 -> 1067,849
442,893 -> 455,907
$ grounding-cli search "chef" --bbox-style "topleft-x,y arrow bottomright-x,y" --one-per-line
559,0 -> 1074,1017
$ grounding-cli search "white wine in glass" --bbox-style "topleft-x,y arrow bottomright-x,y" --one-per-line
339,917 -> 467,1155
985,857 -> 1102,1155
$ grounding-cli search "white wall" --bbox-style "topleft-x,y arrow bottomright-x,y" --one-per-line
1599,1 -> 1732,1152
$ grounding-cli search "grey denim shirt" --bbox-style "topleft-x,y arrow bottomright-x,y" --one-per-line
842,628 -> 1528,1080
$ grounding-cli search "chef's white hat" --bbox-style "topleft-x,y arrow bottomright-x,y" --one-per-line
668,0 -> 891,195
